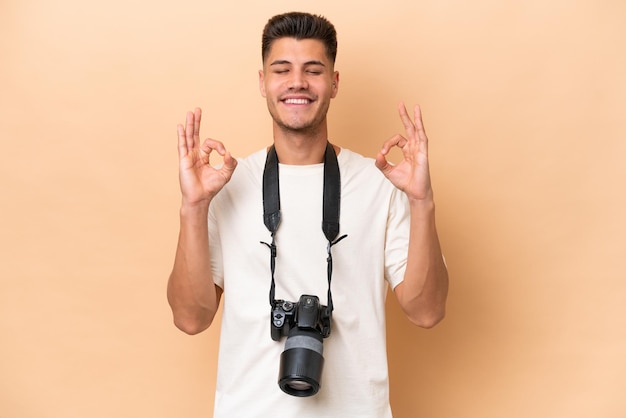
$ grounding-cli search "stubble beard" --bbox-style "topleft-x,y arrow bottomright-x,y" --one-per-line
269,100 -> 330,137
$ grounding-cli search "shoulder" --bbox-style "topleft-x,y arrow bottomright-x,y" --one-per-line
211,148 -> 266,209
220,148 -> 267,189
337,147 -> 389,185
233,148 -> 267,177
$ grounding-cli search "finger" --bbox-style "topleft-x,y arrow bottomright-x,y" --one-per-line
380,134 -> 408,155
177,124 -> 187,158
193,108 -> 202,144
398,102 -> 416,137
413,105 -> 429,151
200,138 -> 227,156
185,111 -> 195,151
413,105 -> 427,136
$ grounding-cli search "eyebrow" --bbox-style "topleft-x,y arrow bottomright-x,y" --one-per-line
269,60 -> 326,67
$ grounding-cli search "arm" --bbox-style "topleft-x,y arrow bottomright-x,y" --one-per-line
167,108 -> 237,335
375,103 -> 449,328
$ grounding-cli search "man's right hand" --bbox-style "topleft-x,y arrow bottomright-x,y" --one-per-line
177,108 -> 237,206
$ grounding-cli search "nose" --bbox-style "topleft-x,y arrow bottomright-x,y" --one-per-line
288,71 -> 308,90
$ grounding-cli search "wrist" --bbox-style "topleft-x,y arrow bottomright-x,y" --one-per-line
180,199 -> 211,218
408,195 -> 436,211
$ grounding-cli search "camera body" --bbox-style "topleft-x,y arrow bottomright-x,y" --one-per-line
271,295 -> 331,341
270,295 -> 332,397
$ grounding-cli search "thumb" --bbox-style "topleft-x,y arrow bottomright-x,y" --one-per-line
222,152 -> 238,172
375,152 -> 394,176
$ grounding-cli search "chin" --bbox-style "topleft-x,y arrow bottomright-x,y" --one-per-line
275,118 -> 317,132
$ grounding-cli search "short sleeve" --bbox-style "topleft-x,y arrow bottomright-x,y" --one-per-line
208,203 -> 225,289
384,187 -> 410,289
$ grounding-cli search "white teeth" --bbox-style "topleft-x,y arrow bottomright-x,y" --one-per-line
284,98 -> 309,104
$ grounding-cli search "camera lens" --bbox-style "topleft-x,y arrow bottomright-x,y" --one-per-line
286,379 -> 312,391
278,327 -> 324,397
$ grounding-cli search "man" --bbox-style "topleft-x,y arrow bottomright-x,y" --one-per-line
168,12 -> 448,417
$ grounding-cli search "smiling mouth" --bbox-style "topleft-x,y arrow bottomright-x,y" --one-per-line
283,98 -> 312,105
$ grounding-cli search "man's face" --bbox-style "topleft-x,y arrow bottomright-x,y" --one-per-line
259,38 -> 339,134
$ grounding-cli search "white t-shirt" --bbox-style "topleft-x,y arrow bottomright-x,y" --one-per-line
208,147 -> 409,418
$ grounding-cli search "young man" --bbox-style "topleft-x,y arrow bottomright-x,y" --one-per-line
168,12 -> 448,417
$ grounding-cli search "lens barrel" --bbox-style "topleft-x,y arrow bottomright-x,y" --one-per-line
278,328 -> 324,397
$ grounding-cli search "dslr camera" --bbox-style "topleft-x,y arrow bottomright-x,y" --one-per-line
270,294 -> 331,397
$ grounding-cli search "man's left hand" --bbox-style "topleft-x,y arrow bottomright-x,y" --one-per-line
375,102 -> 434,202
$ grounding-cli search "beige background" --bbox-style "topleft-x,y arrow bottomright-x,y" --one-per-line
1,0 -> 625,417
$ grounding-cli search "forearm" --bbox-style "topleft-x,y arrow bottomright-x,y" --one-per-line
167,203 -> 221,335
395,198 -> 449,328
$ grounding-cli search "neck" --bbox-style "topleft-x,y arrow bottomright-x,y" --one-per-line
271,124 -> 330,165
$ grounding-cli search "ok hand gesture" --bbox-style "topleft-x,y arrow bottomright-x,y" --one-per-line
375,103 -> 433,202
177,108 -> 237,206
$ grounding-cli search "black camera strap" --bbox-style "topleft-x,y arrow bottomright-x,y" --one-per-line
261,142 -> 347,315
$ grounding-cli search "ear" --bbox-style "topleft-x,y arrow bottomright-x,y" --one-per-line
259,69 -> 266,98
331,71 -> 339,98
